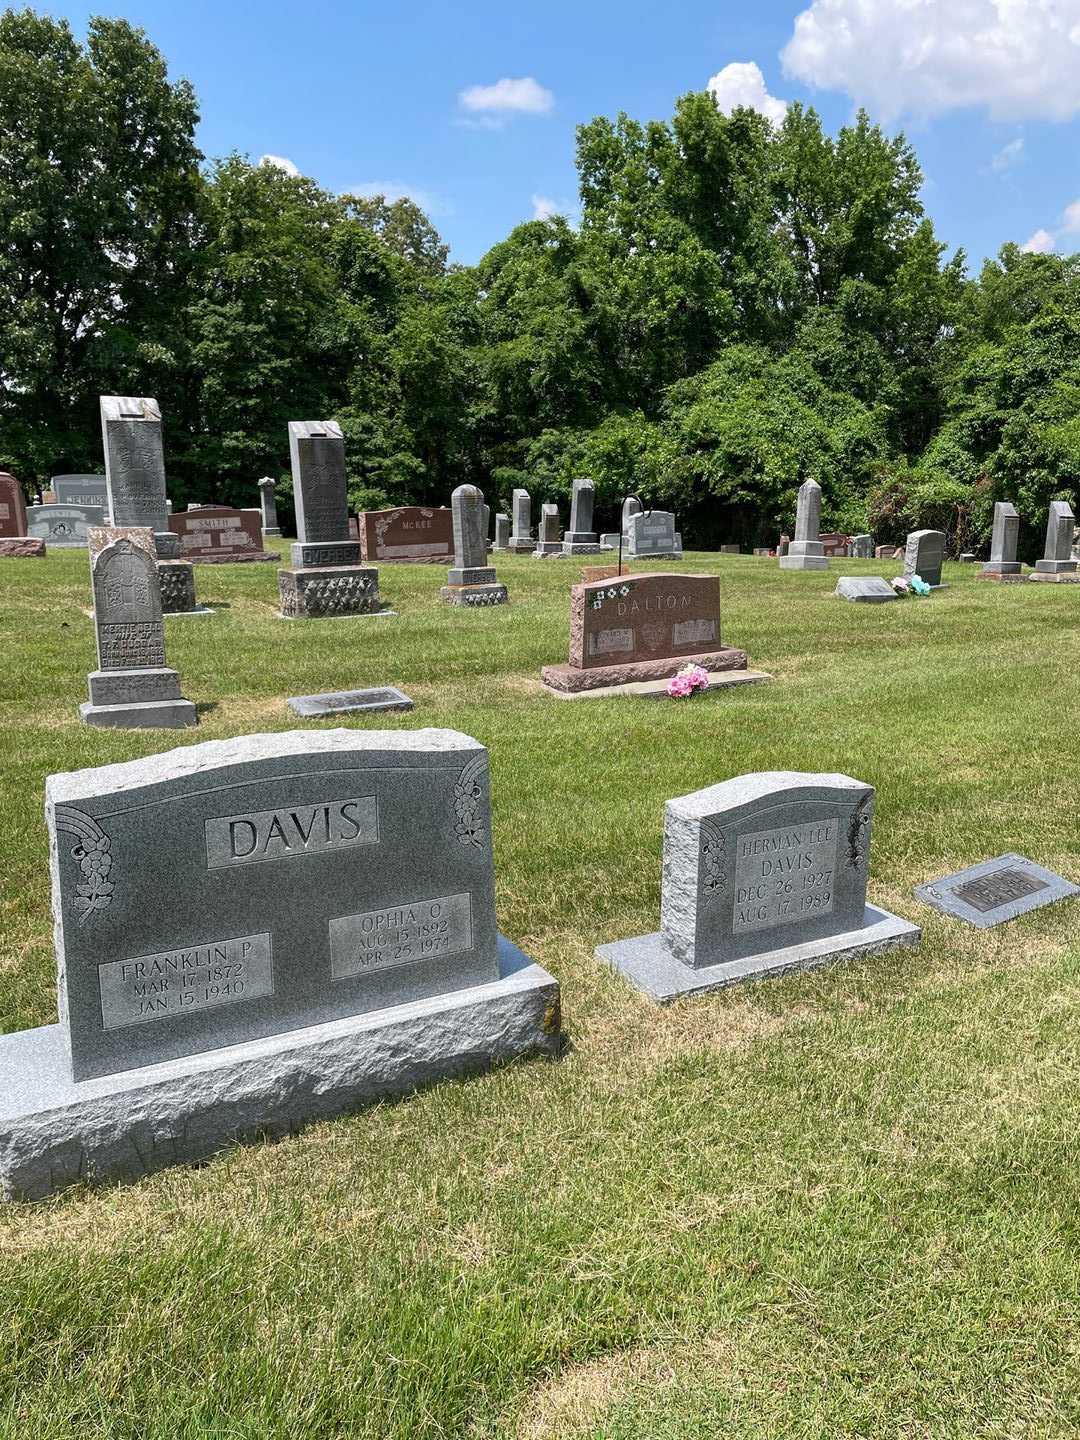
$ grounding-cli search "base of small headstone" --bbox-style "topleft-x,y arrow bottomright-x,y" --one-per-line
596,904 -> 920,1004
277,566 -> 382,619
164,605 -> 214,617
976,569 -> 1027,583
532,543 -> 563,557
80,697 -> 198,730
541,647 -> 747,694
0,538 -> 46,558
262,527 -> 282,539
0,937 -> 559,1202
915,853 -> 1079,929
507,539 -> 534,553
561,535 -> 601,555
189,551 -> 280,564
779,555 -> 829,571
287,686 -> 414,717
158,560 -> 198,614
1028,570 -> 1080,583
628,550 -> 684,563
543,668 -> 771,700
440,583 -> 509,607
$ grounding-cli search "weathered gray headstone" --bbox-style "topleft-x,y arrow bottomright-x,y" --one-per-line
26,503 -> 104,547
534,502 -> 562,556
851,534 -> 873,559
597,771 -> 919,1001
100,397 -> 175,558
979,501 -> 1022,579
779,480 -> 828,571
626,511 -> 682,560
278,422 -> 381,618
287,687 -> 414,717
622,496 -> 643,530
562,478 -> 600,554
903,529 -> 946,587
52,475 -> 108,511
258,477 -> 282,538
1033,500 -> 1077,577
81,527 -> 197,729
916,854 -> 1078,929
0,730 -> 559,1199
509,488 -> 534,552
493,513 -> 511,551
834,576 -> 899,604
442,485 -> 508,605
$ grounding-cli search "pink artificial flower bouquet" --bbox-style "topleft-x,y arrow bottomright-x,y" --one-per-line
666,663 -> 710,699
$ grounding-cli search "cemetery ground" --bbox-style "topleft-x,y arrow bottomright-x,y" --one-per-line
2,548 -> 1080,1440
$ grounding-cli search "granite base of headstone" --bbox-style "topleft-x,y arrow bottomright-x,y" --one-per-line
158,561 -> 211,616
541,572 -> 756,695
834,576 -> 899,603
916,854 -> 1079,929
82,527 -> 197,730
0,729 -> 559,1200
597,772 -> 920,1003
0,537 -> 46,558
287,687 -> 414,717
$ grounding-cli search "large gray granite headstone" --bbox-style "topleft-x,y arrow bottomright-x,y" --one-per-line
903,529 -> 946,587
596,771 -> 919,1002
779,480 -> 828,571
834,576 -> 899,604
982,501 -> 1021,575
53,475 -> 108,510
287,420 -> 360,568
915,854 -> 1079,929
100,396 -> 174,557
1035,501 -> 1077,575
626,510 -> 682,559
47,730 -> 502,1081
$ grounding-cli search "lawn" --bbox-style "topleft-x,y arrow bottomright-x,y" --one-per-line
2,547 -> 1080,1440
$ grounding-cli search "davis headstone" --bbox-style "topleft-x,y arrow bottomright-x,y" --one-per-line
26,503 -> 104,547
0,473 -> 27,538
541,572 -> 748,694
597,772 -> 920,1001
53,475 -> 109,511
441,485 -> 508,606
82,527 -> 196,729
0,730 -> 559,1199
979,501 -> 1022,580
562,478 -> 600,554
779,481 -> 828,571
100,396 -> 175,557
278,421 -> 382,618
534,502 -> 562,556
258,477 -> 281,538
903,529 -> 946,588
1031,500 -> 1078,580
358,506 -> 453,563
916,854 -> 1079,929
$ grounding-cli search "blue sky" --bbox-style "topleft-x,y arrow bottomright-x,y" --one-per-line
52,0 -> 1080,269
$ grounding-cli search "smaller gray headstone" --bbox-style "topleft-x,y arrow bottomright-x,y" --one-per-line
779,480 -> 827,571
982,501 -> 1021,575
903,529 -> 946,587
1035,500 -> 1077,575
26,503 -> 104,547
834,576 -> 899,603
916,854 -> 1078,929
509,488 -> 533,552
851,534 -> 873,559
52,475 -> 108,510
563,478 -> 598,551
535,502 -> 562,556
443,486 -> 507,604
287,686 -> 414,717
493,513 -> 511,551
622,496 -> 642,531
626,511 -> 682,559
258,477 -> 281,538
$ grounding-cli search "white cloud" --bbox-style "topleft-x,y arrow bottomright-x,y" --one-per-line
1021,228 -> 1055,253
991,137 -> 1024,172
459,76 -> 554,117
532,195 -> 561,220
1062,198 -> 1080,232
782,0 -> 1080,121
259,154 -> 300,177
707,61 -> 788,125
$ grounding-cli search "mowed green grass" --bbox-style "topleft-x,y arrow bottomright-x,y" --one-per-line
2,547 -> 1080,1440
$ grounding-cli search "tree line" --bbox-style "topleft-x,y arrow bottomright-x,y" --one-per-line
2,8 -> 1078,553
